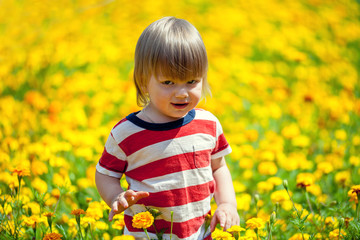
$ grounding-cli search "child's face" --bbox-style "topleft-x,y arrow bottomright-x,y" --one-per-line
145,75 -> 203,122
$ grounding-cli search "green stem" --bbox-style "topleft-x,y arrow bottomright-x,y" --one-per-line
267,222 -> 272,240
304,190 -> 314,214
357,195 -> 360,222
144,229 -> 151,240
76,217 -> 83,240
170,211 -> 174,240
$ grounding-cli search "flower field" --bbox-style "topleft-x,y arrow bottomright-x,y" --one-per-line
1,0 -> 360,239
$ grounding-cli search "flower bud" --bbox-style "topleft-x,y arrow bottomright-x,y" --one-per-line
339,217 -> 345,227
270,211 -> 276,225
283,180 -> 289,191
254,194 -> 260,203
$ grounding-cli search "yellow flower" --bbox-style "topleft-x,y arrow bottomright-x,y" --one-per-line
23,215 -> 44,228
335,171 -> 351,186
245,217 -> 265,230
348,189 -> 358,203
267,177 -> 283,186
289,233 -> 310,240
257,181 -> 274,193
11,166 -> 30,177
43,232 -> 63,240
236,193 -> 252,211
296,172 -> 315,188
334,129 -> 347,141
113,236 -> 135,240
351,185 -> 360,195
211,228 -> 235,240
112,218 -> 125,230
349,156 -> 360,166
132,211 -> 154,229
329,229 -> 346,240
31,160 -> 48,176
317,161 -> 334,174
281,123 -> 300,139
31,177 -> 48,194
86,201 -> 104,220
226,225 -> 246,233
94,221 -> 109,230
257,161 -> 278,175
270,189 -> 290,204
292,135 -> 310,147
325,216 -> 338,228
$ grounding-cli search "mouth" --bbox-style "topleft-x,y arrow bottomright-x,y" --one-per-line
171,103 -> 189,109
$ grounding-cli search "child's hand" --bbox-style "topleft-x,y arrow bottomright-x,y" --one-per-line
109,190 -> 149,221
210,203 -> 239,232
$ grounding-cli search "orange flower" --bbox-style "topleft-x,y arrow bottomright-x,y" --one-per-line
43,212 -> 55,217
11,167 -> 30,177
71,209 -> 86,216
132,211 -> 154,229
347,189 -> 358,203
43,232 -> 63,240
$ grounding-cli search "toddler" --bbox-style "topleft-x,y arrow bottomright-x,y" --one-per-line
95,16 -> 239,239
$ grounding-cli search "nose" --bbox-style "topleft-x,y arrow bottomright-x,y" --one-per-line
175,86 -> 189,98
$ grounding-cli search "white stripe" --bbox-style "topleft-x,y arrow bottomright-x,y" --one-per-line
126,194 -> 212,222
126,134 -> 216,171
127,166 -> 213,193
111,119 -> 144,143
212,146 -> 232,159
104,133 -> 127,160
194,109 -> 217,121
96,163 -> 123,178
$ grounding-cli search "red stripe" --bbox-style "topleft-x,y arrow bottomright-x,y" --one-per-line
126,149 -> 211,181
212,133 -> 229,155
99,148 -> 127,173
136,180 -> 215,207
120,120 -> 216,156
125,211 -> 211,239
113,118 -> 128,129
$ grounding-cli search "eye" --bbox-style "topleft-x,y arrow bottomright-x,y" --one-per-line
162,80 -> 174,85
187,79 -> 199,84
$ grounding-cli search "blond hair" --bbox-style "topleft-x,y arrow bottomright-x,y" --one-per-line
134,16 -> 210,106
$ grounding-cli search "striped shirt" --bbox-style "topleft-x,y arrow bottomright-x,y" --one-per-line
96,108 -> 231,239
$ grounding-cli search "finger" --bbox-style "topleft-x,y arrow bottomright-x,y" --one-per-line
112,200 -> 118,212
108,209 -> 115,221
134,191 -> 150,201
210,213 -> 219,232
118,196 -> 129,209
218,211 -> 226,229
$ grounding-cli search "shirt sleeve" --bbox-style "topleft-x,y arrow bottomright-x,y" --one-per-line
211,116 -> 232,159
96,132 -> 128,178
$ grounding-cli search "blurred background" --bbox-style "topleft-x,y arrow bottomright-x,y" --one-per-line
1,0 -> 360,239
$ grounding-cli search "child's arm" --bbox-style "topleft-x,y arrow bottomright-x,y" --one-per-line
210,156 -> 239,231
95,171 -> 149,221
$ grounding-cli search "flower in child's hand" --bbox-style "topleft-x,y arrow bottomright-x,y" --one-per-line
132,211 -> 154,229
